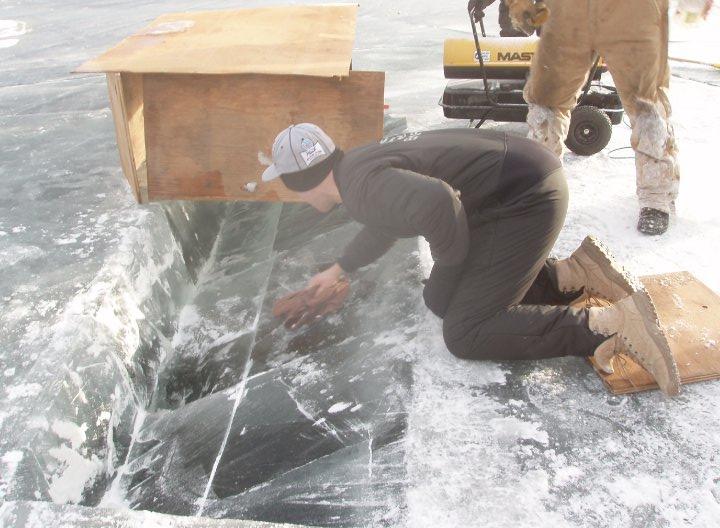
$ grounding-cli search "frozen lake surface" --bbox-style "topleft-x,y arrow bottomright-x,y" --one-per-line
2,1 -> 720,527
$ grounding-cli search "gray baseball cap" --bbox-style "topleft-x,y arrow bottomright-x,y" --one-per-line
261,123 -> 337,187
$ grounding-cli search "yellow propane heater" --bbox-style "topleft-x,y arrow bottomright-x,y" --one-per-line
440,2 -> 625,156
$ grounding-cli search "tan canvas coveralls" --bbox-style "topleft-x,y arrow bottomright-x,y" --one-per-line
523,0 -> 679,213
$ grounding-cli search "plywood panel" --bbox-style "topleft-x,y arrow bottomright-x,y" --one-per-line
142,71 -> 385,202
106,72 -> 147,202
77,5 -> 357,77
588,272 -> 720,395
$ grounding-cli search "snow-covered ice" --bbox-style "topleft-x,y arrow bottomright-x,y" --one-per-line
0,20 -> 28,49
1,0 -> 720,527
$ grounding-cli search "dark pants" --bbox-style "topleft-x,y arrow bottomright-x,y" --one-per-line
439,168 -> 606,361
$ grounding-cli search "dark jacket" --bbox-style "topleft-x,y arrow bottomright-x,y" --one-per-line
333,128 -> 521,274
332,128 -> 561,317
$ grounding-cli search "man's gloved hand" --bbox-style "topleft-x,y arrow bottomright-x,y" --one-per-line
506,0 -> 549,35
422,262 -> 465,319
273,278 -> 350,330
468,0 -> 489,22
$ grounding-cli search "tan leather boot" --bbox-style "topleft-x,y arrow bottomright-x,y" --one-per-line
555,236 -> 638,302
589,291 -> 680,396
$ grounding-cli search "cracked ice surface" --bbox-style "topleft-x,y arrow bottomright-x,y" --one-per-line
406,303 -> 720,527
109,201 -> 720,527
0,0 -> 227,507
111,204 -> 419,526
2,0 -> 720,526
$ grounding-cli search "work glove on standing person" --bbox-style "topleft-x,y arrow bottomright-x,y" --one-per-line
505,0 -> 549,35
468,0 -> 549,31
467,0 -> 493,21
471,0 -> 549,34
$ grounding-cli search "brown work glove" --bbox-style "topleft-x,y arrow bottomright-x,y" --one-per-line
272,278 -> 351,330
506,0 -> 549,35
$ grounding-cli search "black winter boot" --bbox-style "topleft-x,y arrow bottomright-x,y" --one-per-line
637,208 -> 669,236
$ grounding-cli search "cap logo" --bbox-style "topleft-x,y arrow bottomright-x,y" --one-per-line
299,137 -> 326,166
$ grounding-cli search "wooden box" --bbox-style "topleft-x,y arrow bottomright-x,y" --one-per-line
76,5 -> 385,203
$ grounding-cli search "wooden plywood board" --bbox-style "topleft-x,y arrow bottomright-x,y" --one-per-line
142,70 -> 384,202
76,4 -> 357,77
106,72 -> 147,202
588,272 -> 720,395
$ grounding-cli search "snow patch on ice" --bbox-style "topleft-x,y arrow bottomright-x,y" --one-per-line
51,421 -> 87,451
47,446 -> 103,504
328,402 -> 352,414
373,330 -> 413,348
28,415 -> 49,431
1,450 -> 24,489
0,20 -> 27,45
1,451 -> 24,465
289,356 -> 327,387
171,304 -> 201,348
5,383 -> 42,400
1,450 -> 24,501
488,416 -> 549,445
171,302 -> 252,353
0,244 -> 44,268
552,465 -> 583,487
417,237 -> 434,277
607,475 -> 665,508
45,419 -> 101,504
54,237 -> 78,245
406,307 -> 533,527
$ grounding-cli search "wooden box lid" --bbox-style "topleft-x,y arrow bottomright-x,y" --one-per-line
76,4 -> 358,77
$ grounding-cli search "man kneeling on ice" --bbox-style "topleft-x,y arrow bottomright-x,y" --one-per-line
262,123 -> 681,396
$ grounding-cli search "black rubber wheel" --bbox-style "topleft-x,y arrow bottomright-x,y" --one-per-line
565,105 -> 612,156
